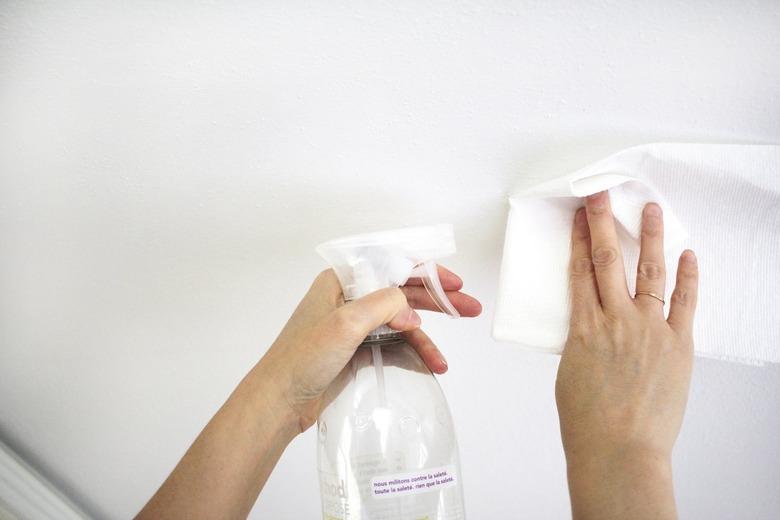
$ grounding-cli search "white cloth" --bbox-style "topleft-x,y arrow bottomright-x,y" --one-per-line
493,143 -> 780,365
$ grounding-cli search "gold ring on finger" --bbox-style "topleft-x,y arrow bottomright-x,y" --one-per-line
634,291 -> 665,305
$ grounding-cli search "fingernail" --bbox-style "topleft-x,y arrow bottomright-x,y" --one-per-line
682,249 -> 697,264
408,308 -> 422,326
645,203 -> 662,217
439,356 -> 448,372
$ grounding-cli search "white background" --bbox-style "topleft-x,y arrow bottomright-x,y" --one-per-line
1,1 -> 779,518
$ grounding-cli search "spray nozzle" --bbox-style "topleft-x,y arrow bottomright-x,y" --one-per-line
316,224 -> 460,319
410,260 -> 460,318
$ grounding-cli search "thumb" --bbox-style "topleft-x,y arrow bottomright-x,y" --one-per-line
326,288 -> 421,346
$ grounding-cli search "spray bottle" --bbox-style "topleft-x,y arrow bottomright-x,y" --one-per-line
315,224 -> 466,520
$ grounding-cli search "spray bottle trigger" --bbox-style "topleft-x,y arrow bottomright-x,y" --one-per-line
413,260 -> 460,318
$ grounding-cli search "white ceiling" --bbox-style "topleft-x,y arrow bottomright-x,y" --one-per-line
1,1 -> 779,518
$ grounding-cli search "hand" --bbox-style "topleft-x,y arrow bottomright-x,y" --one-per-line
137,266 -> 480,520
555,191 -> 699,520
262,266 -> 482,432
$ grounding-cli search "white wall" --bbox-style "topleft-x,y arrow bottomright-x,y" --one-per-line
1,1 -> 779,518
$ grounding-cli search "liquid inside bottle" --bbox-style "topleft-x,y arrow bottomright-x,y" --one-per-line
317,333 -> 466,520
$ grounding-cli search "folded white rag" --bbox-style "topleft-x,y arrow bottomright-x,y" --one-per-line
493,143 -> 780,365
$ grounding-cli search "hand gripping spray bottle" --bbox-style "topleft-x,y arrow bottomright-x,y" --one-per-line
316,224 -> 466,520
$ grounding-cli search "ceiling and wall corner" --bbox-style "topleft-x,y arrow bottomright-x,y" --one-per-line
0,440 -> 88,520
1,1 -> 779,519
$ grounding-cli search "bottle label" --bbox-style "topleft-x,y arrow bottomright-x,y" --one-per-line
370,464 -> 458,499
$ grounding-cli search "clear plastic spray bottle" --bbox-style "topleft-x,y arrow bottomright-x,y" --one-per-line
315,224 -> 466,520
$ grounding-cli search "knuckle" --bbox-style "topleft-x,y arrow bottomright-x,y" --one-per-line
671,287 -> 691,306
316,268 -> 336,282
571,257 -> 594,276
373,288 -> 407,323
573,226 -> 590,240
637,261 -> 664,281
312,268 -> 344,304
592,246 -> 618,267
679,264 -> 699,280
314,269 -> 341,293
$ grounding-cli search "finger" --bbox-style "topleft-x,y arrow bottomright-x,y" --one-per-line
667,250 -> 699,337
634,203 -> 666,314
387,305 -> 423,331
403,264 -> 463,291
328,288 -> 420,346
569,207 -> 600,319
400,286 -> 482,316
585,191 -> 631,310
402,328 -> 448,374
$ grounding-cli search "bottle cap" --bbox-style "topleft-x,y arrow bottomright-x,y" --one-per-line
316,224 -> 459,318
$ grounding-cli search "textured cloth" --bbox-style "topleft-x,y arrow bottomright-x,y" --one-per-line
493,143 -> 780,365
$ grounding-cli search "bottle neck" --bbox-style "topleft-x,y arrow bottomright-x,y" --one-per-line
342,297 -> 403,343
362,326 -> 402,344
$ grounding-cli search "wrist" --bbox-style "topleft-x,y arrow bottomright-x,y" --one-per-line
565,441 -> 672,473
566,447 -> 672,481
565,448 -> 676,520
258,340 -> 329,434
238,354 -> 303,443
